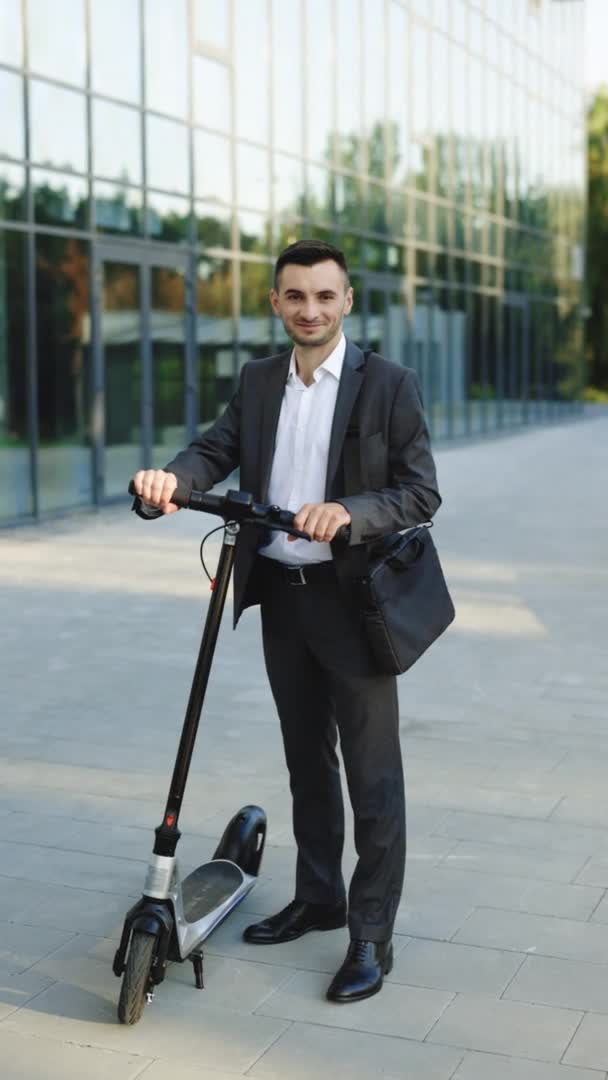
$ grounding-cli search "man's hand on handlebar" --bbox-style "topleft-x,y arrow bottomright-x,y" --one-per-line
289,502 -> 351,543
132,470 -> 180,515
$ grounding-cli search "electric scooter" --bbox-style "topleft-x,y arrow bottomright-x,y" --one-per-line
113,485 -> 312,1024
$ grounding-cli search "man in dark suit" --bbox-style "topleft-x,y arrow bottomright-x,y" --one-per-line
132,240 -> 441,1003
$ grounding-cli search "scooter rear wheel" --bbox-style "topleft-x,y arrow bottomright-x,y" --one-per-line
118,930 -> 156,1025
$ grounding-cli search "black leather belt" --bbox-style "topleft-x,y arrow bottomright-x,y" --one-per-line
259,557 -> 337,586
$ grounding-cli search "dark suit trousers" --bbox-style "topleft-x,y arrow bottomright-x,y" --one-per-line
259,559 -> 406,943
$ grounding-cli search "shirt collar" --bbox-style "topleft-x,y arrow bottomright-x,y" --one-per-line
288,333 -> 346,385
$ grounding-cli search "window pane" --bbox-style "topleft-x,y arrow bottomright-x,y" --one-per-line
235,0 -> 269,142
90,0 -> 141,104
146,115 -> 189,193
196,201 -> 232,248
236,143 -> 269,212
151,265 -> 186,467
0,70 -> 23,159
306,0 -> 333,163
336,0 -> 361,170
194,0 -> 229,52
272,0 -> 303,155
146,191 -> 190,243
388,1 -> 408,185
239,259 -> 272,363
196,257 -> 234,426
274,153 -> 304,219
194,130 -> 232,202
33,169 -> 89,228
363,0 -> 385,178
101,261 -> 143,495
27,0 -> 86,86
93,100 -> 142,184
30,80 -> 87,173
94,179 -> 143,235
0,161 -> 26,220
193,56 -> 230,131
35,235 -> 92,512
238,210 -> 271,254
0,0 -> 23,66
0,230 -> 31,520
144,0 -> 188,118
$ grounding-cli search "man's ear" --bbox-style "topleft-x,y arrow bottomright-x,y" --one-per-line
344,286 -> 354,315
269,288 -> 280,315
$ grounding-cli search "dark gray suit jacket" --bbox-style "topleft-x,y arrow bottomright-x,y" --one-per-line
165,338 -> 441,626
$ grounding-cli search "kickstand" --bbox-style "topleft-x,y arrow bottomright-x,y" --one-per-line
190,951 -> 204,989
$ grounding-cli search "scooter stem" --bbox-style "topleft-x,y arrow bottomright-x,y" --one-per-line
153,523 -> 238,858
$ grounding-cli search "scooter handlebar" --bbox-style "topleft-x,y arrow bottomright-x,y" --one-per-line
128,481 -> 350,543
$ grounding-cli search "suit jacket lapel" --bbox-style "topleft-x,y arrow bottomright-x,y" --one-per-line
324,339 -> 366,499
259,349 -> 291,502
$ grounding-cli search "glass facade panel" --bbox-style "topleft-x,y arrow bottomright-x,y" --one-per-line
272,0 -> 303,156
33,169 -> 88,228
194,0 -> 229,52
146,115 -> 189,194
30,80 -> 87,173
193,57 -> 230,132
94,180 -> 143,236
363,0 -> 386,179
0,161 -> 25,221
236,144 -> 269,213
388,2 -> 408,186
92,100 -> 142,184
0,0 -> 23,67
146,192 -> 190,243
151,265 -> 187,467
196,201 -> 231,248
0,229 -> 31,519
0,70 -> 24,159
144,0 -> 188,118
239,260 -> 272,366
196,256 -> 234,426
336,0 -> 361,172
306,0 -> 334,164
234,0 -> 269,143
27,0 -> 86,86
90,0 -> 141,104
35,235 -> 92,512
194,130 -> 231,203
101,261 -> 142,496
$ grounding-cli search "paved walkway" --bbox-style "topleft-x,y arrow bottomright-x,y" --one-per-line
1,413 -> 608,1080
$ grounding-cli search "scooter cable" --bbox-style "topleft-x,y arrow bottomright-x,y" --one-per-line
199,524 -> 226,582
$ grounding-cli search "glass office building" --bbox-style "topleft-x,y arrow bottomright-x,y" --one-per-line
0,0 -> 586,523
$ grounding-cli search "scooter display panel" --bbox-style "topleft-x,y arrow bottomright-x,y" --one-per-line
181,860 -> 244,923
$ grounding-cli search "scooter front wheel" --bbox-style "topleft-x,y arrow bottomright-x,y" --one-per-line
118,930 -> 156,1025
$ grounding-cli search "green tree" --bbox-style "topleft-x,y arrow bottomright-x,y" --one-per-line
586,88 -> 608,392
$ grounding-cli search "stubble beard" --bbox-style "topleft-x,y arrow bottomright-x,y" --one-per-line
288,320 -> 342,349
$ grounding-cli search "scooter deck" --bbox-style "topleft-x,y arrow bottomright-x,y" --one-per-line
181,860 -> 244,924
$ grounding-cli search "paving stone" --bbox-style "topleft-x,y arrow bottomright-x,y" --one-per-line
439,840 -> 589,884
504,954 -> 608,1013
2,980 -> 290,1073
249,1020 -> 464,1079
563,1013 -> 608,1071
0,923 -> 76,977
435,813 -> 608,860
391,939 -> 524,995
0,1030 -> 150,1080
454,907 -> 608,963
426,992 -> 583,1060
453,1050 -> 603,1080
256,968 -> 454,1039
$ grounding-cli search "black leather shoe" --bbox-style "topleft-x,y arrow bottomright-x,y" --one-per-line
326,939 -> 393,1003
243,899 -> 347,944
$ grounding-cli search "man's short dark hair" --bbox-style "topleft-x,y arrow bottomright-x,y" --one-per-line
274,239 -> 350,289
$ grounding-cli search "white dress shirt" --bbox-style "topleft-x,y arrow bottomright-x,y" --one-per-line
259,334 -> 346,565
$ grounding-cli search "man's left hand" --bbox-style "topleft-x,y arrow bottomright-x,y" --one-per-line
289,502 -> 352,543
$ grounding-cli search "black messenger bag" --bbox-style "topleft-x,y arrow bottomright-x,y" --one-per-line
355,522 -> 455,676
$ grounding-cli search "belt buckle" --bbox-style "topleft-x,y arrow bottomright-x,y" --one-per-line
287,565 -> 307,585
